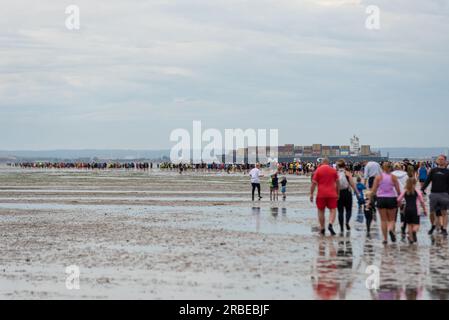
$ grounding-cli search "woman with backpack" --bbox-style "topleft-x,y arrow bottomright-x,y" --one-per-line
336,160 -> 360,234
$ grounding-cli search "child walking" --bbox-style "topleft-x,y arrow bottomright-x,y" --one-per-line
356,176 -> 367,214
363,191 -> 374,237
281,176 -> 287,200
397,178 -> 427,244
269,173 -> 279,201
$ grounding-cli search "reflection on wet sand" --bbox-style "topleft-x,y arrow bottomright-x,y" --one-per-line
249,206 -> 448,300
2,168 -> 448,299
427,237 -> 449,300
311,234 -> 449,300
252,206 -> 261,232
374,247 -> 413,300
312,240 -> 355,300
336,240 -> 353,300
371,239 -> 449,300
252,206 -> 290,232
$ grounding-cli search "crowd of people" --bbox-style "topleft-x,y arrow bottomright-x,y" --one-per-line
158,160 -> 369,176
246,156 -> 448,246
7,156 -> 448,246
306,156 -> 449,246
159,162 -> 253,173
8,162 -> 153,170
159,159 -> 435,176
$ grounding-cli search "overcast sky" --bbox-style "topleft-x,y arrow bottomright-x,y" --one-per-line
1,0 -> 448,150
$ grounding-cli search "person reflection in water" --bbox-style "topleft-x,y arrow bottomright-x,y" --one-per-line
371,246 -> 424,300
427,237 -> 449,300
252,207 -> 261,232
312,241 -> 338,300
281,207 -> 287,216
336,240 -> 354,300
311,240 -> 354,300
367,247 -> 402,300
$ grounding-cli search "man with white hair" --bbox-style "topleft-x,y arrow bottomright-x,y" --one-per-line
249,163 -> 264,201
364,160 -> 382,190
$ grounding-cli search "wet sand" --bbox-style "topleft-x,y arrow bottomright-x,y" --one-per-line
0,167 -> 448,300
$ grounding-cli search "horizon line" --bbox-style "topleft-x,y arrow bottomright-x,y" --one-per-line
1,146 -> 449,152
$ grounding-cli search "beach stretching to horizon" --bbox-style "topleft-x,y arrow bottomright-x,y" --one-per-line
1,155 -> 448,300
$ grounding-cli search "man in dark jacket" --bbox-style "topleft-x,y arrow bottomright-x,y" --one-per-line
422,155 -> 449,236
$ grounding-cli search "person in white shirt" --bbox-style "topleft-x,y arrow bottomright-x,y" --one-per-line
364,161 -> 382,189
392,163 -> 408,194
392,162 -> 409,238
249,163 -> 264,201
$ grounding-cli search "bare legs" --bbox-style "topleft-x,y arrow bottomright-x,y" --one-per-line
379,208 -> 398,243
318,209 -> 325,231
329,208 -> 336,225
270,189 -> 279,201
429,210 -> 447,235
317,208 -> 339,236
408,224 -> 420,243
379,209 -> 389,242
387,209 -> 397,235
440,210 -> 448,230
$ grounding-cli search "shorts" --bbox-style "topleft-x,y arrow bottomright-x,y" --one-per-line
429,193 -> 449,213
317,197 -> 338,210
281,186 -> 286,193
377,197 -> 398,209
405,210 -> 420,225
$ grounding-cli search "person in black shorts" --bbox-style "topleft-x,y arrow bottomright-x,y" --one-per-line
372,162 -> 401,244
422,155 -> 449,236
397,178 -> 427,244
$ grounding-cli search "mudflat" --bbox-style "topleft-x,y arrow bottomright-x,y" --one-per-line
0,168 -> 447,300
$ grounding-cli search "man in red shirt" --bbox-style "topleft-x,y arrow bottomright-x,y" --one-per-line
310,158 -> 340,236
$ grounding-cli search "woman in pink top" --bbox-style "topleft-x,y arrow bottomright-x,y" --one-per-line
372,162 -> 401,244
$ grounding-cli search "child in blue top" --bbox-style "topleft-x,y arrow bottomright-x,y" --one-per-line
356,177 -> 367,206
280,177 -> 287,200
355,177 -> 367,224
418,163 -> 429,195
